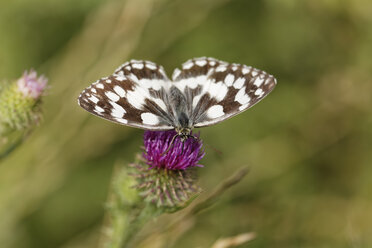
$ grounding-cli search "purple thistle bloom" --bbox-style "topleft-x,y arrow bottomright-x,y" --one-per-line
17,69 -> 47,99
143,130 -> 204,170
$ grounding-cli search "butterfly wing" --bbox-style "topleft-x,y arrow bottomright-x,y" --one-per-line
172,57 -> 277,127
78,60 -> 176,130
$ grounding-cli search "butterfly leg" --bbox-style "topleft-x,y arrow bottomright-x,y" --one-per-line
161,133 -> 179,155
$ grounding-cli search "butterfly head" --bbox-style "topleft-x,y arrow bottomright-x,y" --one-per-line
175,127 -> 192,142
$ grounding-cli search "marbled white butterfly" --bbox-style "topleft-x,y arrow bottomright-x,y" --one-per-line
78,57 -> 276,140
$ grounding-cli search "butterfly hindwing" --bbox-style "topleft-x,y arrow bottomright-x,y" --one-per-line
78,60 -> 175,130
172,57 -> 277,127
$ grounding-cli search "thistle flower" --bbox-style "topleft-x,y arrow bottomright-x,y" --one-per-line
131,130 -> 205,212
143,130 -> 204,170
0,70 -> 47,132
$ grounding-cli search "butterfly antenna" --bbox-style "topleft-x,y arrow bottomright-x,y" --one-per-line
162,133 -> 179,155
206,142 -> 223,156
188,134 -> 221,155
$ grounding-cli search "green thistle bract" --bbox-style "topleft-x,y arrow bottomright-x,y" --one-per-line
131,162 -> 200,213
0,70 -> 47,133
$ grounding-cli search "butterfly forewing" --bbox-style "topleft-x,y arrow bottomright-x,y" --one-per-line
78,60 -> 175,130
172,57 -> 277,127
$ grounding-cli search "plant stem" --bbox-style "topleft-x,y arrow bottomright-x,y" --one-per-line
102,163 -> 160,248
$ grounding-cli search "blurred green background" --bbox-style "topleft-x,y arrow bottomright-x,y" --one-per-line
1,0 -> 372,247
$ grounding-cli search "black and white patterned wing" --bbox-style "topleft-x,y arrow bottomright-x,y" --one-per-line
172,57 -> 277,127
78,60 -> 176,130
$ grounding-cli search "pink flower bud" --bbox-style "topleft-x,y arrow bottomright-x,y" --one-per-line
17,70 -> 47,99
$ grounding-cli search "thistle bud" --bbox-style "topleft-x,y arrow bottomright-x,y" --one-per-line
0,70 -> 47,133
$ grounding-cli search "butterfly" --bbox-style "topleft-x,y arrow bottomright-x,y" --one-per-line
78,57 -> 277,141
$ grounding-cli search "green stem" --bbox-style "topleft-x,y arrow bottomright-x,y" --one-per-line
103,163 -> 161,248
107,203 -> 161,248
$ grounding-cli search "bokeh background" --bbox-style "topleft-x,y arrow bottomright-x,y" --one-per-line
1,0 -> 372,247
